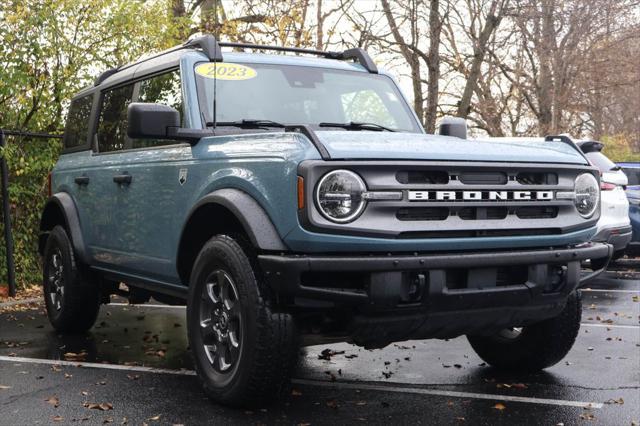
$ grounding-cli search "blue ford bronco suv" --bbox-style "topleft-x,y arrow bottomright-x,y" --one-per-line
39,35 -> 611,406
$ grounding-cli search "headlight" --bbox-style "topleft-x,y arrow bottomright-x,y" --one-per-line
315,170 -> 366,223
574,173 -> 599,218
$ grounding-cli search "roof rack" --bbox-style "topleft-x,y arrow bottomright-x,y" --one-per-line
94,35 -> 223,86
94,35 -> 378,87
218,42 -> 377,73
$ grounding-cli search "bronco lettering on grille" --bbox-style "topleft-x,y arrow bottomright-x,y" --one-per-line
408,190 -> 555,201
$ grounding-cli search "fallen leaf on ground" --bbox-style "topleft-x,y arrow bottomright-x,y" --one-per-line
64,351 -> 88,361
492,403 -> 506,411
147,415 -> 160,421
45,396 -> 60,408
84,402 -> 113,411
0,385 -> 10,390
52,415 -> 64,422
291,389 -> 302,396
126,374 -> 140,381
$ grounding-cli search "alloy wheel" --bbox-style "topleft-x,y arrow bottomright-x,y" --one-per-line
199,270 -> 243,374
47,248 -> 65,311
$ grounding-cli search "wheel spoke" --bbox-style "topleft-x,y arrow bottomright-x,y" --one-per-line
203,344 -> 216,365
204,282 -> 219,305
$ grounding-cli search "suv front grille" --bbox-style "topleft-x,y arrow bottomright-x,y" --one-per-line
301,160 -> 596,239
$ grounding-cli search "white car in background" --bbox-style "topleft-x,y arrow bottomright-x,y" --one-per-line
576,140 -> 632,268
477,136 -> 631,270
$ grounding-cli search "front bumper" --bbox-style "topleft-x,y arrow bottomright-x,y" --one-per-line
261,242 -> 613,344
259,243 -> 612,344
260,242 -> 611,305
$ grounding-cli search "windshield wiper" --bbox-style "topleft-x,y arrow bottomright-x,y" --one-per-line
318,121 -> 396,132
207,119 -> 286,128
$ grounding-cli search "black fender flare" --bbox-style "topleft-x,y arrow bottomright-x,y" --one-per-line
182,188 -> 288,252
39,193 -> 90,265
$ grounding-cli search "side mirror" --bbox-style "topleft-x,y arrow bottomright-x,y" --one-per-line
438,116 -> 467,139
127,103 -> 180,140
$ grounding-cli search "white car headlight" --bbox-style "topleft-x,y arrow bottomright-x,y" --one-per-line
315,170 -> 367,223
574,173 -> 599,218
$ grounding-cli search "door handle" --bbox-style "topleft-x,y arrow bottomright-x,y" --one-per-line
74,176 -> 90,186
113,174 -> 132,185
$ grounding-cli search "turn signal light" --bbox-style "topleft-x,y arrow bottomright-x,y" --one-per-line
297,176 -> 304,209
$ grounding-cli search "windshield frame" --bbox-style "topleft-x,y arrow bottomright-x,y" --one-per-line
193,61 -> 423,133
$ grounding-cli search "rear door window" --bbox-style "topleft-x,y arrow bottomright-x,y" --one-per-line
63,95 -> 93,149
96,84 -> 134,152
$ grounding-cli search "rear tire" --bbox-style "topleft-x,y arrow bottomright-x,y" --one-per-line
187,235 -> 298,407
467,291 -> 581,371
42,225 -> 100,333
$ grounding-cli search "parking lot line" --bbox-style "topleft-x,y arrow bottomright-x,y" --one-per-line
0,355 -> 604,409
0,355 -> 196,376
292,379 -> 604,409
582,289 -> 639,293
580,323 -> 639,329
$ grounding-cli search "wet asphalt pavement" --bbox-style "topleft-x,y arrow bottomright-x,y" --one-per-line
1,264 -> 638,425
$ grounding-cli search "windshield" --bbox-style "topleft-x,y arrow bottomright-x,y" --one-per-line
195,62 -> 421,133
585,152 -> 617,172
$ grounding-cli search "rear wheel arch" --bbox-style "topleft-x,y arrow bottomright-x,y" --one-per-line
39,193 -> 90,265
176,189 -> 287,285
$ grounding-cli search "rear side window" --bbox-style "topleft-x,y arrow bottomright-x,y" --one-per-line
585,152 -> 617,172
63,95 -> 93,149
132,70 -> 183,149
97,84 -> 134,152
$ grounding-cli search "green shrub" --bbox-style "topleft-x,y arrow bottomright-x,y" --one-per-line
0,135 -> 61,287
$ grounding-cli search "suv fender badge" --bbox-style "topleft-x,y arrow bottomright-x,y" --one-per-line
179,168 -> 188,185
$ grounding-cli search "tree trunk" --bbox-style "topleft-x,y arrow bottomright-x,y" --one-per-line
537,0 -> 555,135
316,0 -> 323,51
381,0 -> 425,122
456,0 -> 505,119
424,0 -> 441,133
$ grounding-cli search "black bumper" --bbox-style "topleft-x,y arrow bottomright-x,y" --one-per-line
260,242 -> 611,303
259,243 -> 611,345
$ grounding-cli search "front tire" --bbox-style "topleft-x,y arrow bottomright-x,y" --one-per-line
187,235 -> 298,407
42,225 -> 100,333
467,291 -> 582,371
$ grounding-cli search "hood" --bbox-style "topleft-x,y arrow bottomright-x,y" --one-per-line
315,131 -> 588,165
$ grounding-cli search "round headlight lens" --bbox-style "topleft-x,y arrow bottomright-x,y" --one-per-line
574,173 -> 599,218
316,170 -> 367,223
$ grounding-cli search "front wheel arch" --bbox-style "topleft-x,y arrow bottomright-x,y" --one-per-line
176,189 -> 287,285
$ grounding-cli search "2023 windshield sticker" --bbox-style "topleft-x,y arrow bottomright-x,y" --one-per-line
195,63 -> 257,81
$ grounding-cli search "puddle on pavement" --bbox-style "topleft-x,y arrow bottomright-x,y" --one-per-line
0,301 -> 192,370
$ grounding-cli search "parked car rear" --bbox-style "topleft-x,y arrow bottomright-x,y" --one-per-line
576,141 -> 631,266
618,162 -> 640,256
